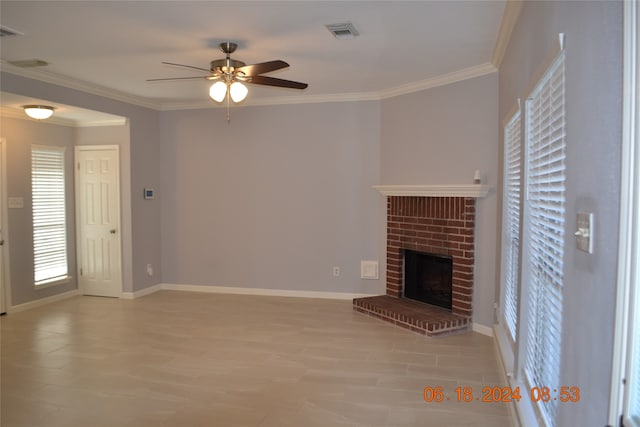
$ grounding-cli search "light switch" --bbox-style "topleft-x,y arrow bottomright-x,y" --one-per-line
8,197 -> 24,209
575,212 -> 594,254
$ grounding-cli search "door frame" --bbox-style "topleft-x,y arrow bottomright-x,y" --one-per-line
0,137 -> 11,313
74,144 -> 123,297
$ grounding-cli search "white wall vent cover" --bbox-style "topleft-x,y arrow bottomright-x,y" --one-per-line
361,260 -> 379,279
325,22 -> 359,39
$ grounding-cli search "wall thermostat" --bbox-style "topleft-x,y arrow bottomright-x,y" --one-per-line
144,188 -> 154,200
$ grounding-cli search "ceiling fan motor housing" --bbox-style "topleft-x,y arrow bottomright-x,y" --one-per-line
150,40 -> 307,90
210,58 -> 246,73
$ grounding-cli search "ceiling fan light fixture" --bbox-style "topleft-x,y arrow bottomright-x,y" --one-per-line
154,41 -> 307,121
229,81 -> 248,103
23,105 -> 55,120
209,81 -> 227,103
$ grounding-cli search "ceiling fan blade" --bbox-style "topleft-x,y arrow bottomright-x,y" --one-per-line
236,60 -> 289,76
146,76 -> 211,82
161,61 -> 211,73
248,75 -> 308,89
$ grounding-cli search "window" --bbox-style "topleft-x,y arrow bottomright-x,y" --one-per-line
522,51 -> 566,427
623,2 -> 640,415
31,146 -> 69,286
627,277 -> 640,426
501,110 -> 522,343
498,43 -> 567,427
610,2 -> 640,425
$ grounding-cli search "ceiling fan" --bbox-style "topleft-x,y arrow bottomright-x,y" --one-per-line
148,42 -> 308,120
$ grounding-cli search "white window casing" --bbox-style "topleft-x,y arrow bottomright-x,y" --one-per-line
612,2 -> 640,426
501,109 -> 522,344
31,146 -> 69,286
521,50 -> 566,427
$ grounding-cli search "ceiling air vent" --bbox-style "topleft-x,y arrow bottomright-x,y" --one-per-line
325,22 -> 359,40
0,25 -> 23,38
8,59 -> 49,68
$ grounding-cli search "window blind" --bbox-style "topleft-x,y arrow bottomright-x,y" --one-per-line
501,111 -> 522,342
523,51 -> 566,427
31,146 -> 68,285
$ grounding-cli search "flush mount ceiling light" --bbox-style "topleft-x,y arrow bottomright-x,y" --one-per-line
23,105 -> 55,120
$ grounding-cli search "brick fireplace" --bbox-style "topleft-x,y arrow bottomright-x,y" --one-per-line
353,185 -> 488,336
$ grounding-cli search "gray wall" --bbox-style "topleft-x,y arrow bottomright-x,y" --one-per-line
1,117 -> 78,304
159,102 -> 385,295
1,71 -> 501,327
380,73 -> 500,327
499,1 -> 622,425
1,72 -> 162,298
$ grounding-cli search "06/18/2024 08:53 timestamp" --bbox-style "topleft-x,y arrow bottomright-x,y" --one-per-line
423,386 -> 580,404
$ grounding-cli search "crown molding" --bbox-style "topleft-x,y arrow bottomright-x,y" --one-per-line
159,91 -> 381,111
161,64 -> 497,110
491,0 -> 524,68
378,62 -> 497,100
3,60 -> 497,111
1,63 -> 162,110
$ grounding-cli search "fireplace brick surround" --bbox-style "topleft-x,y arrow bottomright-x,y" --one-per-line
386,196 -> 476,316
354,194 -> 479,336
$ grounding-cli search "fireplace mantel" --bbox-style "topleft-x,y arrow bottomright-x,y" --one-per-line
372,184 -> 491,198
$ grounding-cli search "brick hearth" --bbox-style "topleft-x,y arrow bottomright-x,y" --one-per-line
353,295 -> 470,336
354,195 -> 477,336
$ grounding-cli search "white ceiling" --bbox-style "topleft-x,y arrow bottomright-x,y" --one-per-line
0,1 -> 506,111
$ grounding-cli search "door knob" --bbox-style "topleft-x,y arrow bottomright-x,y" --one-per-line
110,229 -> 117,234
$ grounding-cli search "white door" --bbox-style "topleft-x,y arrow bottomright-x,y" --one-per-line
76,146 -> 122,297
0,138 -> 6,313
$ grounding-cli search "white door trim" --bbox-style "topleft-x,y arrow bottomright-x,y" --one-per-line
75,144 -> 123,297
0,137 -> 11,313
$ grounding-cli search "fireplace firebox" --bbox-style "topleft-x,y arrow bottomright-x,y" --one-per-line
404,249 -> 453,310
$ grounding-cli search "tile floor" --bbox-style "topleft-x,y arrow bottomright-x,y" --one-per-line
1,291 -> 514,426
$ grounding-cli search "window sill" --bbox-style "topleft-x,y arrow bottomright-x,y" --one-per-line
34,276 -> 72,290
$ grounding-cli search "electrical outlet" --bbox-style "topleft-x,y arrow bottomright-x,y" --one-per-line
146,264 -> 153,277
333,266 -> 340,277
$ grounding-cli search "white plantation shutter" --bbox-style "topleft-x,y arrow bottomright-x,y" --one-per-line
522,51 -> 566,427
32,146 -> 69,285
501,110 -> 522,342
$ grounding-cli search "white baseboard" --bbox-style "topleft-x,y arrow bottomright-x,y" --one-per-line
120,284 -> 163,300
4,283 -> 377,312
160,283 -> 377,300
472,322 -> 494,337
9,289 -> 80,313
493,324 -> 521,427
